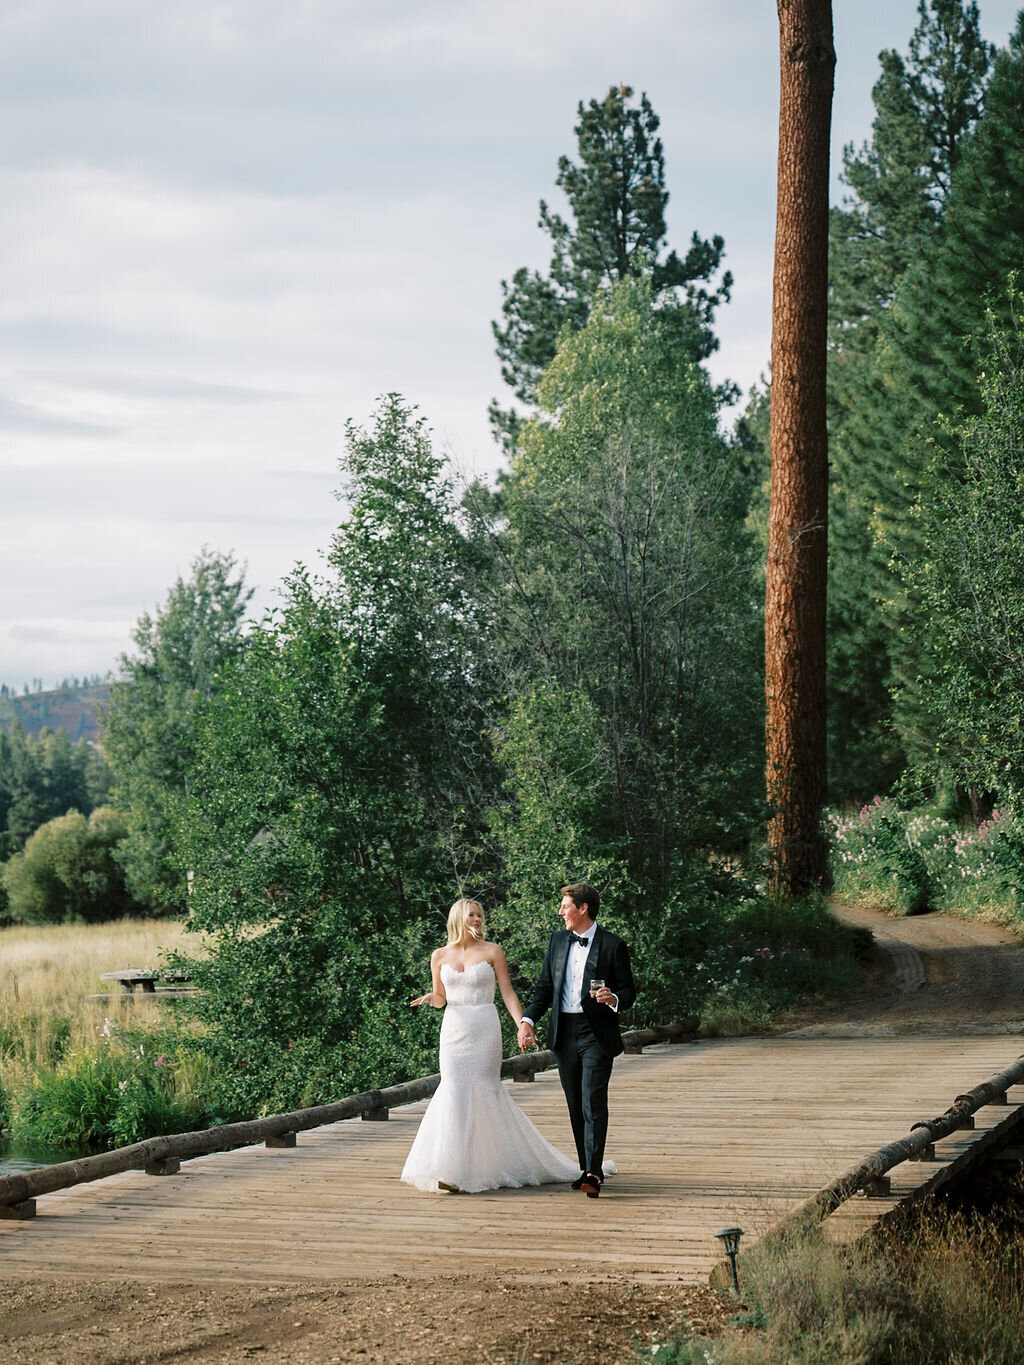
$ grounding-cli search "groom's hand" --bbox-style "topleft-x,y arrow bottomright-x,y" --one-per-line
517,1020 -> 537,1051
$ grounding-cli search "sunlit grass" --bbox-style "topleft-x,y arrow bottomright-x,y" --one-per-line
0,919 -> 195,1075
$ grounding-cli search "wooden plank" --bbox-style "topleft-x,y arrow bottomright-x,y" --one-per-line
1,1036 -> 1020,1286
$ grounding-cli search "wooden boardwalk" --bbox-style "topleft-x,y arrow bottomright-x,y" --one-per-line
2,1035 -> 1022,1286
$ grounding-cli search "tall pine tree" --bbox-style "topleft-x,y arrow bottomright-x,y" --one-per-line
826,0 -> 990,802
490,86 -> 731,450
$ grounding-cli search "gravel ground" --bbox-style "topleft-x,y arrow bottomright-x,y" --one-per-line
0,1273 -> 730,1364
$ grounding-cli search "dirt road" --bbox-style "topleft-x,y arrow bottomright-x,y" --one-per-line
782,903 -> 1024,1037
3,903 -> 1022,1364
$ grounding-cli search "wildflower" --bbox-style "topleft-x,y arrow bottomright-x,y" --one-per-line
155,1055 -> 166,1067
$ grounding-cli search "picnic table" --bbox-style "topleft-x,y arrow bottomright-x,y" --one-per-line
96,969 -> 193,997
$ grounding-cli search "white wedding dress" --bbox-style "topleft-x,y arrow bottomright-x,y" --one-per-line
400,960 -> 581,1193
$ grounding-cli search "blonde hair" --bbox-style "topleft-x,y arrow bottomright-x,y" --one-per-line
447,898 -> 485,947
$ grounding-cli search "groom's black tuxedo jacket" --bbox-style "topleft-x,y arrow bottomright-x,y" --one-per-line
524,924 -> 637,1058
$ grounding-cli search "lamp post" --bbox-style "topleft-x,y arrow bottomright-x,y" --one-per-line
715,1226 -> 743,1295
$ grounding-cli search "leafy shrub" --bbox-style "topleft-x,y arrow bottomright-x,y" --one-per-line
829,797 -> 930,914
689,893 -> 868,1035
7,1017 -> 219,1151
2,806 -> 141,925
830,798 -> 1024,923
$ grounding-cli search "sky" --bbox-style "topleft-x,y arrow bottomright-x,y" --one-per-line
1,0 -> 1021,692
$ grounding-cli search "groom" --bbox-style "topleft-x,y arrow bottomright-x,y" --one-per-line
517,882 -> 636,1198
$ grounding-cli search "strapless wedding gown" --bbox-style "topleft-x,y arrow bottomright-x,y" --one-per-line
400,960 -> 581,1193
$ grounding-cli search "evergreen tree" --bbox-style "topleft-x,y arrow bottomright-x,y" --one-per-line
868,16 -> 1024,768
826,0 -> 991,802
903,298 -> 1024,799
0,721 -> 110,857
102,547 -> 253,911
490,86 -> 731,449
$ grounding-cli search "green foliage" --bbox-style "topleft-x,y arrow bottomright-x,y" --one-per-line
830,795 -> 1024,921
484,276 -> 762,922
687,893 -> 869,1036
102,547 -> 253,912
873,17 -> 1024,768
490,85 -> 731,448
174,397 -> 498,1114
829,797 -> 931,915
0,722 -> 114,859
902,300 -> 1024,796
8,1020 -> 219,1151
826,0 -> 992,804
2,806 -> 141,925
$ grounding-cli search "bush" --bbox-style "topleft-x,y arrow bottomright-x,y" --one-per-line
2,806 -> 142,925
7,1017 -> 220,1151
829,797 -> 930,914
645,1188 -> 1024,1364
689,892 -> 869,1035
830,798 -> 1024,923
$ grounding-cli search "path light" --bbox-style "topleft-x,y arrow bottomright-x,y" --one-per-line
715,1226 -> 743,1295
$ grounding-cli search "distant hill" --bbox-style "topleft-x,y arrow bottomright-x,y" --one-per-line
0,685 -> 110,743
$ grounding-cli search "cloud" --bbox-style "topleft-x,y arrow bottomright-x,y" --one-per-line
0,393 -> 119,436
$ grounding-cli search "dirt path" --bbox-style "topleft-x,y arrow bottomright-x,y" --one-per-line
3,904 -> 1022,1363
780,903 -> 1024,1037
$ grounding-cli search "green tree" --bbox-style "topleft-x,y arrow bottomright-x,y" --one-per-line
2,806 -> 138,924
478,277 -> 761,929
175,398 -> 500,1113
903,299 -> 1024,799
826,0 -> 991,802
490,85 -> 731,449
0,722 -> 111,855
871,15 -> 1024,769
102,548 -> 253,911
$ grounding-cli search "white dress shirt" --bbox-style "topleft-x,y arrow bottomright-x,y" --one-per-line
560,933 -> 592,1013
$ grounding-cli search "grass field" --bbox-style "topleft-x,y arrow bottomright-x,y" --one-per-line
1,918 -> 193,1074
0,919 -> 218,1150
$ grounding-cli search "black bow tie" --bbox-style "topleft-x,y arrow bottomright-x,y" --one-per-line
568,932 -> 590,947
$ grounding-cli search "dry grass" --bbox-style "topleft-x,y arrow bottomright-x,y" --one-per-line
1,919 -> 189,1010
0,919 -> 197,1072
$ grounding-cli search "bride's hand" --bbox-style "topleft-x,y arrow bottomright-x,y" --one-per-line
411,992 -> 440,1007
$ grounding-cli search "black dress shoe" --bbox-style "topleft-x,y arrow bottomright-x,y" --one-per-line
571,1174 -> 586,1190
580,1172 -> 601,1198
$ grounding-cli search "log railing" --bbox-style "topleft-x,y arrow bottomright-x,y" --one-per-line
786,1050 -> 1024,1231
0,1019 -> 698,1219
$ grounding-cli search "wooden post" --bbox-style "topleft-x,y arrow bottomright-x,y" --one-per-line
0,1198 -> 36,1220
265,1132 -> 297,1147
145,1158 -> 180,1176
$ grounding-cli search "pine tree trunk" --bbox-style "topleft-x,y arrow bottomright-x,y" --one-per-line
766,0 -> 835,893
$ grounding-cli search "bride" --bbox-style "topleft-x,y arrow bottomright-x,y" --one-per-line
400,898 -> 580,1194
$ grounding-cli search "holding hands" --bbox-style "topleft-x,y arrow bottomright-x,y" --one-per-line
517,1019 -> 537,1051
